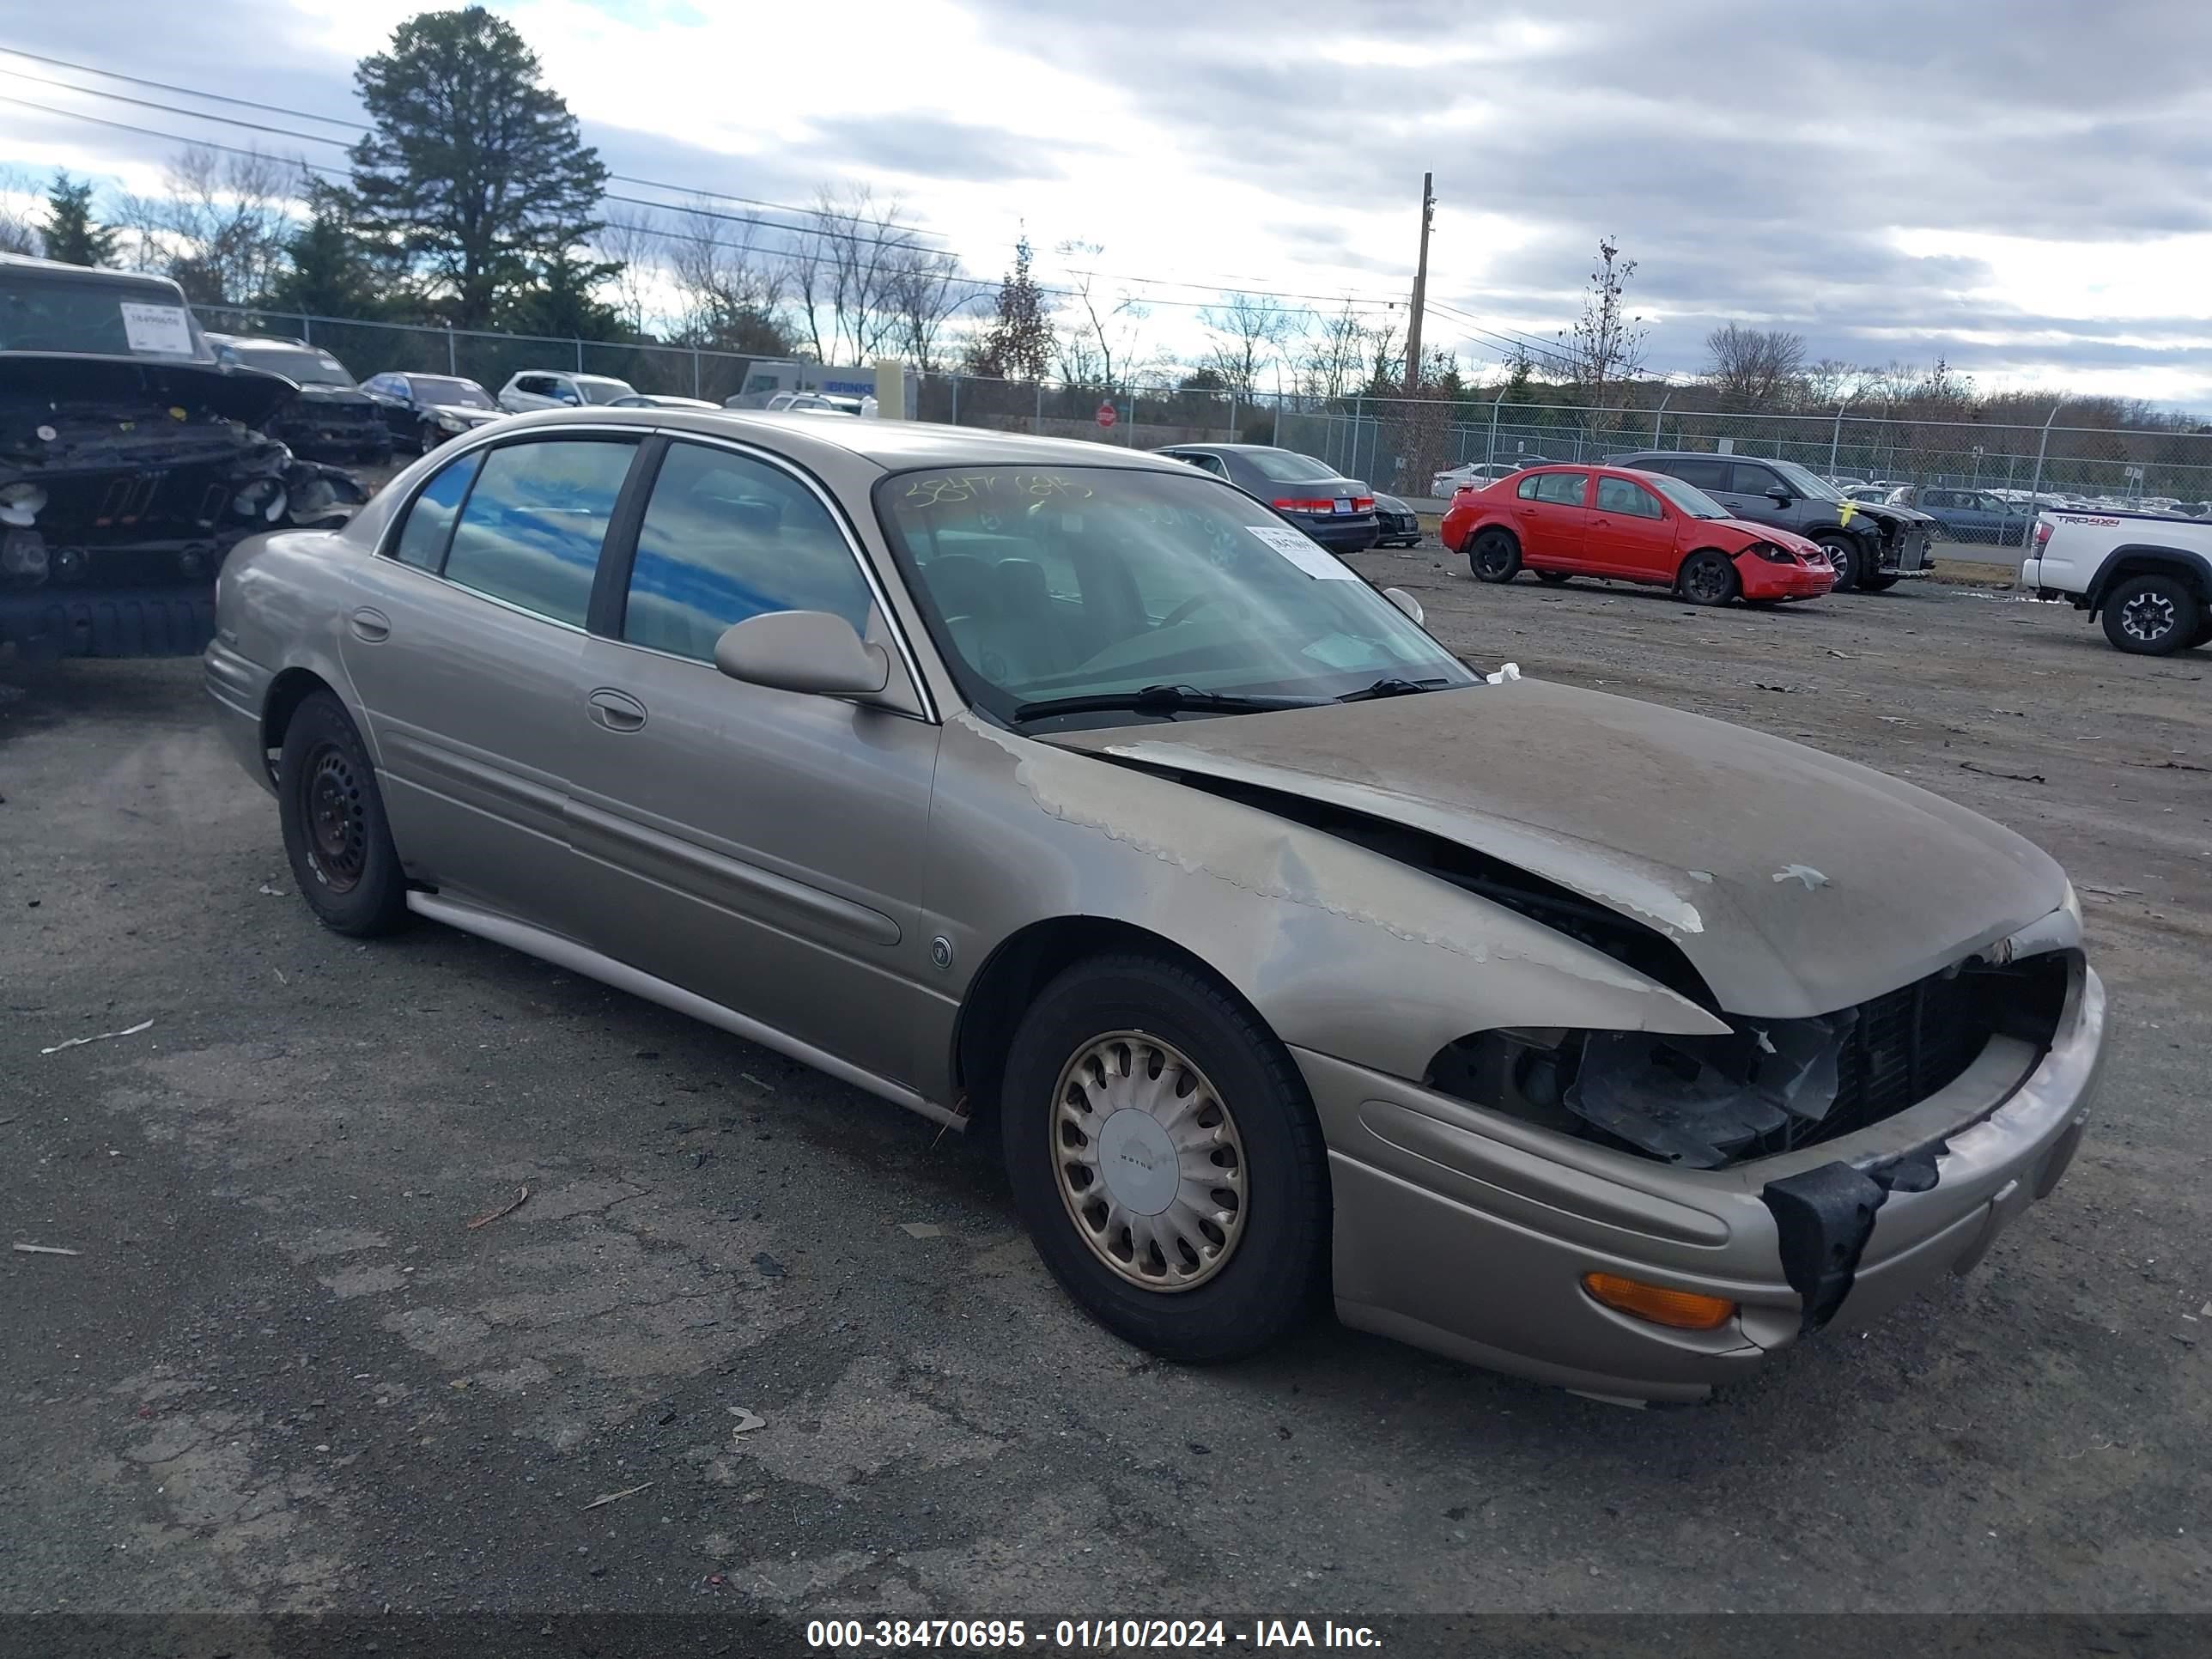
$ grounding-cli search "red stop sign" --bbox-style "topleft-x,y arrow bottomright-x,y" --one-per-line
1096,400 -> 1117,428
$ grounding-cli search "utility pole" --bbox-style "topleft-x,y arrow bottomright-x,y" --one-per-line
1402,173 -> 1434,395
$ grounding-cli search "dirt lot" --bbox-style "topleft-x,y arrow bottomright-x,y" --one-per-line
2,553 -> 2207,1632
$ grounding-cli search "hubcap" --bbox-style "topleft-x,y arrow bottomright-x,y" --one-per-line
2121,592 -> 2175,641
302,744 -> 368,893
1051,1031 -> 1247,1292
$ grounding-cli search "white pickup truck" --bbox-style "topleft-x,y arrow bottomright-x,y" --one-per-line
2025,507 -> 2212,655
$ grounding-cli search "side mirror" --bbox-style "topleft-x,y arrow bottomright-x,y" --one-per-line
555,389 -> 581,405
714,610 -> 890,697
1765,486 -> 1793,505
1382,586 -> 1425,625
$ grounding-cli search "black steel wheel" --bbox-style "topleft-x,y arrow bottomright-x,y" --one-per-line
278,690 -> 409,936
1468,528 -> 1522,583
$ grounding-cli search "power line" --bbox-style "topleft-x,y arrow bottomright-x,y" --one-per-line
0,45 -> 951,244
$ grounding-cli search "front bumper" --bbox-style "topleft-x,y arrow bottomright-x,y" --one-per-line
1304,961 -> 2105,1403
1737,557 -> 1836,600
0,586 -> 217,659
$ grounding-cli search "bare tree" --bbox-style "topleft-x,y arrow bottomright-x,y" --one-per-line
885,242 -> 977,374
0,167 -> 40,256
1294,301 -> 1369,401
592,208 -> 666,337
1803,357 -> 1861,407
1200,291 -> 1291,395
665,200 -> 787,354
1704,323 -> 1808,410
1557,236 -> 1647,412
1361,315 -> 1405,393
118,146 -> 301,307
787,184 -> 915,365
1051,240 -> 1154,391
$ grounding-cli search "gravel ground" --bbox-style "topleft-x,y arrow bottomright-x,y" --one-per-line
2,549 -> 2207,1632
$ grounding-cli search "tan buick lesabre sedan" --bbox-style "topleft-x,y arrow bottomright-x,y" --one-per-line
205,410 -> 2105,1404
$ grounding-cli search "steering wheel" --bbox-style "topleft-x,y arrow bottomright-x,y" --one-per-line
1162,592 -> 1240,629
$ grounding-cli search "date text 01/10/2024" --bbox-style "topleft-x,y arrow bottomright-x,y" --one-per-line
803,1618 -> 1382,1650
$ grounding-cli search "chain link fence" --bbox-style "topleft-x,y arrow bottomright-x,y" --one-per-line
188,307 -> 2212,510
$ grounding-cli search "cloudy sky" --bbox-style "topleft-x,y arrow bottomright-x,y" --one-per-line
6,0 -> 2212,408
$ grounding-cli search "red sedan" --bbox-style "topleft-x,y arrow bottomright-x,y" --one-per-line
1438,464 -> 1837,605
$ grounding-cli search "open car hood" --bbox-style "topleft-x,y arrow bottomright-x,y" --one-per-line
1042,678 -> 2066,1018
0,352 -> 294,427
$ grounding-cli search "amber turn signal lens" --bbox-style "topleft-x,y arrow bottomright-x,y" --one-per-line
1582,1273 -> 1737,1331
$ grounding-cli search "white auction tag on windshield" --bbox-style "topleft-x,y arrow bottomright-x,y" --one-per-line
1247,524 -> 1355,579
119,302 -> 195,356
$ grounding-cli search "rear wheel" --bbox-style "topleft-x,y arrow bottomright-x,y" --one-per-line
1858,573 -> 1900,592
277,691 -> 409,937
1817,534 -> 1861,592
1677,548 -> 1741,606
2101,574 -> 2202,656
1468,528 -> 1522,583
1000,953 -> 1328,1362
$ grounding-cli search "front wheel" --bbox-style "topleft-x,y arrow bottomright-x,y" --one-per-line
1000,954 -> 1328,1362
1468,528 -> 1522,584
1817,535 -> 1861,592
1677,548 -> 1741,606
277,691 -> 409,937
2102,574 -> 2203,655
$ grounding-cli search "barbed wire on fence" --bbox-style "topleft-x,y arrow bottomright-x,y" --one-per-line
191,304 -> 2212,507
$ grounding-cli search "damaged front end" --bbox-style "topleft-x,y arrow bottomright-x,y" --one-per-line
0,355 -> 368,659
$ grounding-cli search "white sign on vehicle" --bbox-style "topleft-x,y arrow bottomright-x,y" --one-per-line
119,302 -> 195,356
1248,523 -> 1355,580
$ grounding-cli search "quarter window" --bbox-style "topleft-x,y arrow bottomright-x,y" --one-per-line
390,450 -> 483,571
1595,477 -> 1662,519
442,439 -> 637,627
621,442 -> 875,661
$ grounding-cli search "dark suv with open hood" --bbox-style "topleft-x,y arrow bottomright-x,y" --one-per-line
1610,450 -> 1936,592
207,333 -> 391,465
0,253 -> 366,658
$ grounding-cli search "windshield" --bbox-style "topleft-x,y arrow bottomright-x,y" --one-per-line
875,465 -> 1474,726
1241,448 -> 1341,483
410,376 -> 495,409
0,270 -> 209,359
1644,473 -> 1731,520
230,343 -> 354,386
575,376 -> 637,404
1770,459 -> 1844,501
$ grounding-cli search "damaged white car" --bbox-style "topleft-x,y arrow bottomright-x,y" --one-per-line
206,411 -> 2105,1403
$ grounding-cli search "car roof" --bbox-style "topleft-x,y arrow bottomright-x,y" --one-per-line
490,407 -> 1204,474
0,250 -> 189,291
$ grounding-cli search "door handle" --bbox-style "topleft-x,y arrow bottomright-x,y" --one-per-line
349,607 -> 391,642
587,688 -> 647,732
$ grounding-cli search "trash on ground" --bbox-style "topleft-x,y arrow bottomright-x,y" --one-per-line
728,1407 -> 765,1437
40,1018 -> 155,1055
258,883 -> 289,896
1960,762 -> 2045,783
899,1222 -> 944,1239
1771,865 -> 1829,890
751,1252 -> 787,1278
582,1481 -> 652,1510
1484,662 -> 1522,684
465,1185 -> 530,1231
12,1242 -> 81,1256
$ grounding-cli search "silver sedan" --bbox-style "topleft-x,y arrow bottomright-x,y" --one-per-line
206,409 -> 2104,1403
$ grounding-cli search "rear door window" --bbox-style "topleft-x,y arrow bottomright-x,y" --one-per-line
442,439 -> 638,627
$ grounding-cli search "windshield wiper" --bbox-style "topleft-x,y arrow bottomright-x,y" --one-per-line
1012,684 -> 1324,723
1335,677 -> 1452,702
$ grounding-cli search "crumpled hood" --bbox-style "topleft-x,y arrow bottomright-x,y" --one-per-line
1845,500 -> 1935,532
1043,678 -> 2067,1018
0,352 -> 293,426
1714,517 -> 1822,554
427,402 -> 501,424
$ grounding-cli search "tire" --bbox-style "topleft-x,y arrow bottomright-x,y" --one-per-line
1677,548 -> 1741,606
1816,534 -> 1861,592
1535,570 -> 1571,586
1468,527 -> 1522,584
2100,574 -> 2202,656
999,952 -> 1328,1363
2189,617 -> 2212,650
1858,574 -> 1900,592
277,690 -> 409,937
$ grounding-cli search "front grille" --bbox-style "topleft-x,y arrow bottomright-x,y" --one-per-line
1826,968 -> 1987,1138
